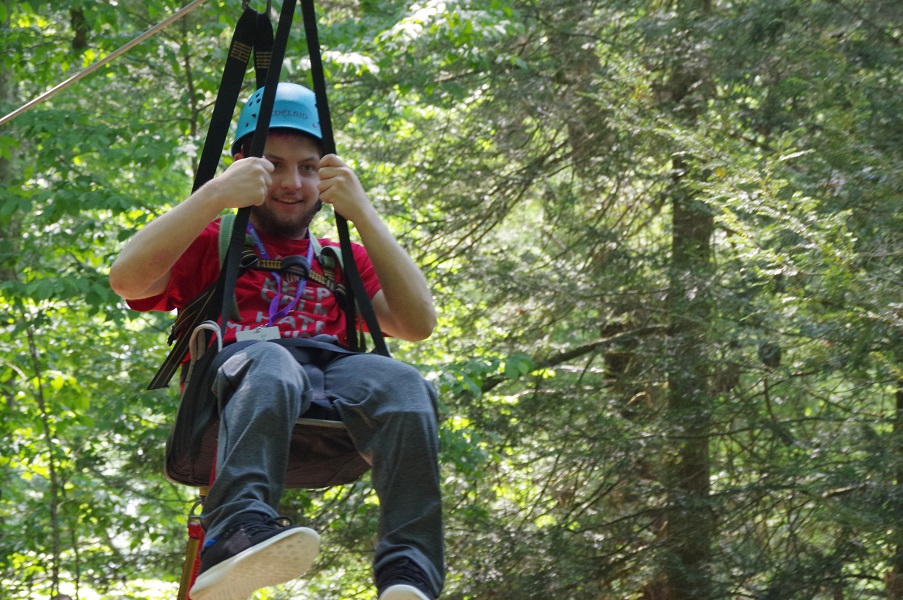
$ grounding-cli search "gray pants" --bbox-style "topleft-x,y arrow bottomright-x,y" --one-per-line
200,341 -> 444,597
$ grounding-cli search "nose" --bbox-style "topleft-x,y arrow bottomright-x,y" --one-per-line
280,167 -> 303,191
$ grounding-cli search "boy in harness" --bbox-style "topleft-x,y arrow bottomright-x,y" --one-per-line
109,83 -> 443,600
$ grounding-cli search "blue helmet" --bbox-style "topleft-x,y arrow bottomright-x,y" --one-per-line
231,82 -> 321,156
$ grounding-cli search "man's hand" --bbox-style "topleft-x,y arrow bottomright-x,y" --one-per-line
317,154 -> 373,224
215,156 -> 274,209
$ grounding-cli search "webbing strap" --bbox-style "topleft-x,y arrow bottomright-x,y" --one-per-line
148,7 -> 273,390
254,11 -> 274,89
301,0 -> 391,358
147,274 -> 224,390
192,7 -> 272,193
219,0 -> 297,334
253,258 -> 338,289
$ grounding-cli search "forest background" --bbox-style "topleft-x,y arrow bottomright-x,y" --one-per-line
1,1 -> 901,599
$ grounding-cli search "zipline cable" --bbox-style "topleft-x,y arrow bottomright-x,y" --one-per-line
0,0 -> 210,128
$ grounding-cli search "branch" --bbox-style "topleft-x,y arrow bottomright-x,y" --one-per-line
481,324 -> 669,394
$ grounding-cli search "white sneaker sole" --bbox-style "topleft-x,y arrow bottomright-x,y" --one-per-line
379,584 -> 430,600
189,527 -> 320,600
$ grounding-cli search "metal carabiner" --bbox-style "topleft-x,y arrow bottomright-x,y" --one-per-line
188,494 -> 205,520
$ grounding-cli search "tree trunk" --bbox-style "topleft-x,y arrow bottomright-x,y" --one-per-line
888,381 -> 903,600
657,1 -> 716,594
663,157 -> 714,600
0,1 -> 18,285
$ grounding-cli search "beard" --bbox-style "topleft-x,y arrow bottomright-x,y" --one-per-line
250,200 -> 322,240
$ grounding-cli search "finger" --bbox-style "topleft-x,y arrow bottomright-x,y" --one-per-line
317,165 -> 339,179
317,180 -> 335,196
319,154 -> 344,168
254,182 -> 268,205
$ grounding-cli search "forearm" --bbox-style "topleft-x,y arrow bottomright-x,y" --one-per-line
109,183 -> 224,300
353,206 -> 436,341
111,157 -> 273,300
317,154 -> 435,340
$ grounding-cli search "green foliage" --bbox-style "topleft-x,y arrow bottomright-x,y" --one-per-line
1,0 -> 902,598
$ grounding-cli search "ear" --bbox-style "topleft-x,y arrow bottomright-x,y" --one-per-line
233,151 -> 246,160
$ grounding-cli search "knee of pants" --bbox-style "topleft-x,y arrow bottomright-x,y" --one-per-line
338,354 -> 439,418
217,342 -> 307,402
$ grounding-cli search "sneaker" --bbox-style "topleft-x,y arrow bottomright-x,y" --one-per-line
189,513 -> 320,600
375,558 -> 434,600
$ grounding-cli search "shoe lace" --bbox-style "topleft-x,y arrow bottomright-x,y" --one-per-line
239,514 -> 294,538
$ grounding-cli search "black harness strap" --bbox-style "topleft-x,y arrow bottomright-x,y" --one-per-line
253,9 -> 274,88
148,274 -> 228,390
300,0 -> 391,358
192,7 -> 272,193
218,0 -> 297,335
148,7 -> 273,390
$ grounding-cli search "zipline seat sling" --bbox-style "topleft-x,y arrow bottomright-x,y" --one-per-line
164,213 -> 370,490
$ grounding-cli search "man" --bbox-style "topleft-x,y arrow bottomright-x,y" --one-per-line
109,83 -> 444,600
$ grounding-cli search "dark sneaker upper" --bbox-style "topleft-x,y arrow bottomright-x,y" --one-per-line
375,557 -> 435,600
190,512 -> 319,600
199,513 -> 294,572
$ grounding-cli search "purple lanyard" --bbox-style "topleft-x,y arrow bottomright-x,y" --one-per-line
246,223 -> 314,327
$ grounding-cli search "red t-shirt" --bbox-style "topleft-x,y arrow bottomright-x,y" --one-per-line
128,219 -> 381,347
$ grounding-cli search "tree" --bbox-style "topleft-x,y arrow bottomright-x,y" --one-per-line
0,2 -> 231,596
2,1 -> 902,598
